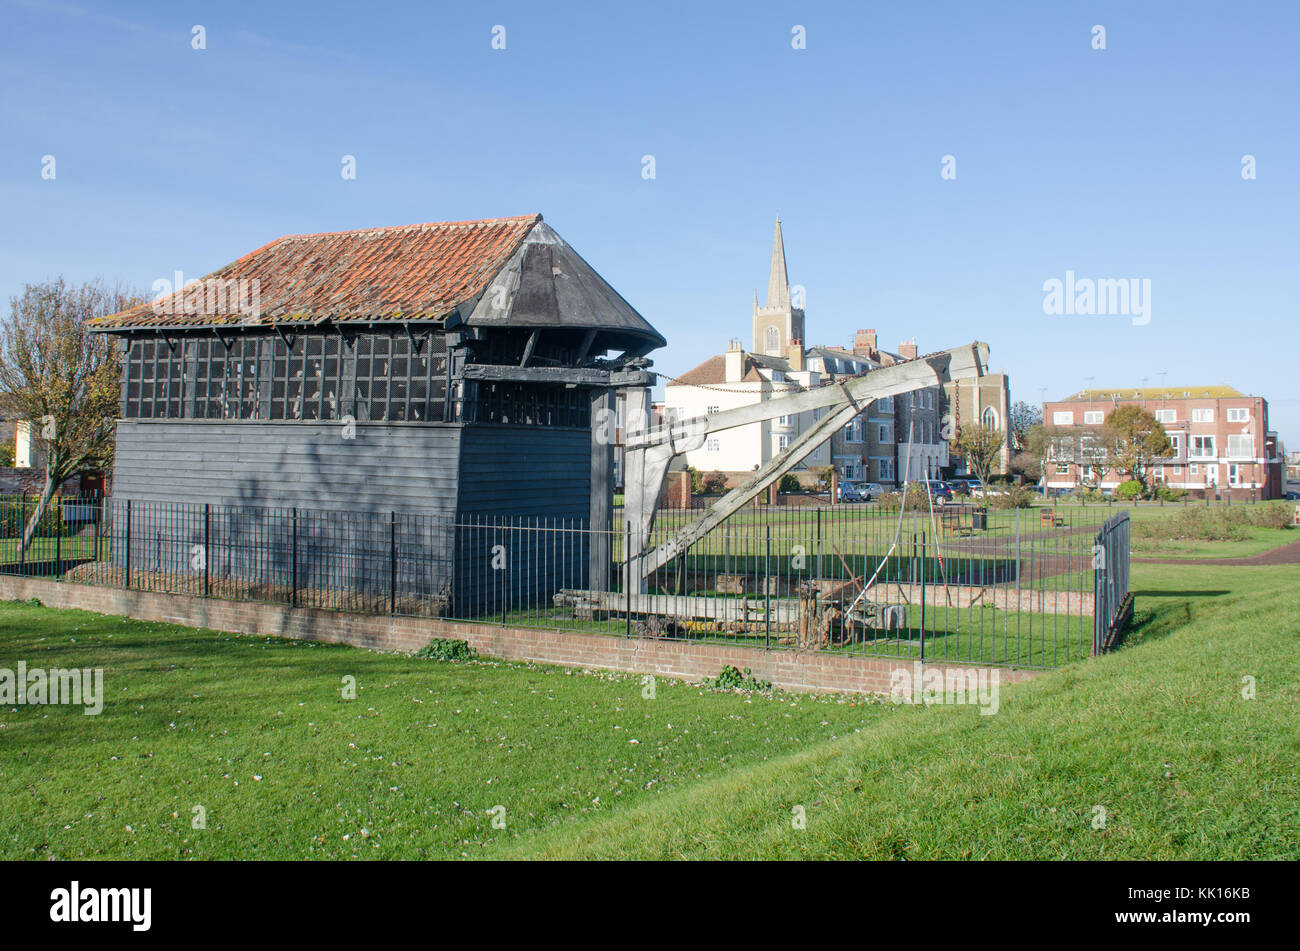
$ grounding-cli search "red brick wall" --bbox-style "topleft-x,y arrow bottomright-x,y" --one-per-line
660,470 -> 692,509
0,575 -> 1039,696
0,468 -> 107,496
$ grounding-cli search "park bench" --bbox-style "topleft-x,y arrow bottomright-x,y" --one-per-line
1039,509 -> 1065,528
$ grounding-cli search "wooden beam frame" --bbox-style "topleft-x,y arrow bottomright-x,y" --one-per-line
621,342 -> 989,580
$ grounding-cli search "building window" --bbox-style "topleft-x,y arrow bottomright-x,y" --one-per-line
1055,463 -> 1069,475
1192,408 -> 1215,423
878,458 -> 894,480
706,405 -> 719,415
777,415 -> 789,426
1191,435 -> 1215,459
1167,434 -> 1183,457
1228,464 -> 1241,486
707,438 -> 720,452
877,396 -> 893,412
844,419 -> 864,443
1155,409 -> 1176,423
777,435 -> 789,451
120,331 -> 453,424
1083,410 -> 1104,425
1226,434 -> 1253,459
983,407 -> 1000,430
1053,411 -> 1074,425
764,326 -> 780,354
878,423 -> 893,443
1227,407 -> 1250,423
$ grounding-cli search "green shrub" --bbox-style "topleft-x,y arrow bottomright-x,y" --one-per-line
413,638 -> 477,662
702,471 -> 729,494
876,484 -> 935,512
988,485 -> 1036,509
705,665 -> 772,693
1244,502 -> 1294,530
0,496 -> 65,540
1115,479 -> 1145,501
1074,486 -> 1106,502
1154,484 -> 1188,502
778,474 -> 801,493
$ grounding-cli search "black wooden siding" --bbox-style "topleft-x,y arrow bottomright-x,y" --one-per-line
112,420 -> 462,513
110,419 -> 596,618
112,420 -> 462,604
453,425 -> 592,616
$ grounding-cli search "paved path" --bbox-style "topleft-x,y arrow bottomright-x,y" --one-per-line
1133,538 -> 1300,567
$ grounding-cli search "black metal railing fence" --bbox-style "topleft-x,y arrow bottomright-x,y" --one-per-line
0,493 -> 1131,669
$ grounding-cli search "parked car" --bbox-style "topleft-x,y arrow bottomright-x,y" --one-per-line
837,480 -> 867,502
951,477 -> 983,495
922,480 -> 954,504
1285,490 -> 1300,501
858,482 -> 886,501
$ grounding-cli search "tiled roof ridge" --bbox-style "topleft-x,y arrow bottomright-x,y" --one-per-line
272,213 -> 542,245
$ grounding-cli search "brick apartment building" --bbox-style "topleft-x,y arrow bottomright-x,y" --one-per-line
1042,386 -> 1282,499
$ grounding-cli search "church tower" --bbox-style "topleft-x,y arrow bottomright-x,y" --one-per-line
752,216 -> 806,355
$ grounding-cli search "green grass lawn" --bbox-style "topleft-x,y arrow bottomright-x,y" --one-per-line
499,561 -> 1300,858
0,604 -> 888,860
0,534 -> 103,568
1,528 -> 1296,860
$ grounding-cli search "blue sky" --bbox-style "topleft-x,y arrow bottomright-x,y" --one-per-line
2,0 -> 1297,443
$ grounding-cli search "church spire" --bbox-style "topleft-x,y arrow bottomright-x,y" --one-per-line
765,215 -> 790,310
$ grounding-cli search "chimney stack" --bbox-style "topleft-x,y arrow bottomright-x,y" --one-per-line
853,328 -> 877,357
725,338 -> 744,382
787,339 -> 804,371
898,340 -> 918,360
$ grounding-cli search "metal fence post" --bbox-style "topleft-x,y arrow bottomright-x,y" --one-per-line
124,498 -> 132,590
291,508 -> 298,607
55,498 -> 63,577
18,493 -> 25,570
625,520 -> 632,638
919,530 -> 926,661
203,503 -> 210,598
389,510 -> 397,616
764,524 -> 771,649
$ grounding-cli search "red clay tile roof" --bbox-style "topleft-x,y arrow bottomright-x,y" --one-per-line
668,352 -> 779,386
90,214 -> 542,330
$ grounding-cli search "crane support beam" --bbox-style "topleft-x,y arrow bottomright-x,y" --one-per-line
620,342 -> 989,582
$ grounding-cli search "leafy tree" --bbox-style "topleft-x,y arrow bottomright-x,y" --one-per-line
1102,405 -> 1173,489
1007,400 -> 1042,451
0,278 -> 139,550
952,424 -> 1004,486
702,470 -> 729,494
1024,422 -> 1106,487
1115,479 -> 1145,500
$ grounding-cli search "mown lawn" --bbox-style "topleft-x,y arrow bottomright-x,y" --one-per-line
0,603 -> 888,860
1,556 -> 1296,860
499,561 -> 1300,858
